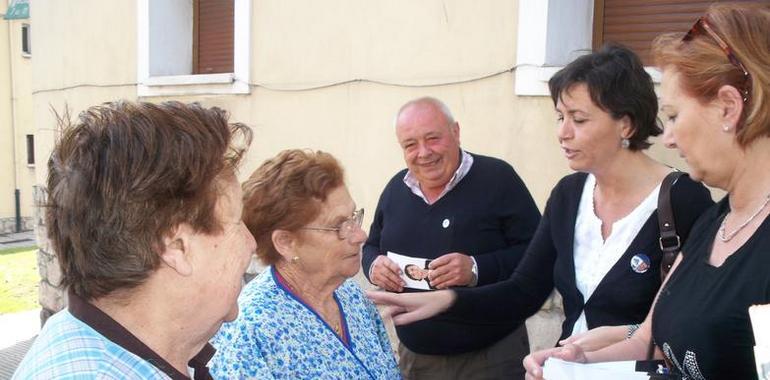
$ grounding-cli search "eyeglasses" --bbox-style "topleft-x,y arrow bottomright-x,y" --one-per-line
682,16 -> 751,103
300,208 -> 364,240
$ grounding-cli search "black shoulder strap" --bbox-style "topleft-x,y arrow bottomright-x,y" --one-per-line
647,171 -> 686,362
658,172 -> 685,252
657,171 -> 685,280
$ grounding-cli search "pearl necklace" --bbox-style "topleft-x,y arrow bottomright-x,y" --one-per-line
718,193 -> 770,242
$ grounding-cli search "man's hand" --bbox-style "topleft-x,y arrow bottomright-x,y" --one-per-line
367,289 -> 456,325
370,255 -> 405,292
428,252 -> 473,289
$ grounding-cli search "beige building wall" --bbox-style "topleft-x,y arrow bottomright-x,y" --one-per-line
31,0 -> 711,350
31,0 -> 701,226
0,1 -> 35,232
0,3 -> 13,220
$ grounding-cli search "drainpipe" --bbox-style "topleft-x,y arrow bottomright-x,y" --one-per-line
14,189 -> 20,232
6,17 -> 21,232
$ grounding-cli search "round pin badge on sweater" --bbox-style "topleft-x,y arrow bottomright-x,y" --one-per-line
630,254 -> 651,274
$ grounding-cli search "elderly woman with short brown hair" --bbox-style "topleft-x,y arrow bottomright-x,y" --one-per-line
14,101 -> 255,379
210,149 -> 400,379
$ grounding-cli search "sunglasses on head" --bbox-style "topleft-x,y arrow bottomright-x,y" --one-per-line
682,16 -> 751,104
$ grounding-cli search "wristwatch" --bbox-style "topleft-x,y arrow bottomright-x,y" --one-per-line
469,257 -> 479,287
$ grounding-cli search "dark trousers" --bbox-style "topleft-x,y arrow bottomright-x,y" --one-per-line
398,324 -> 529,380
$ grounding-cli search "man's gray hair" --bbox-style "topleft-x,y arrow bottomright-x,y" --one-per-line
394,96 -> 455,128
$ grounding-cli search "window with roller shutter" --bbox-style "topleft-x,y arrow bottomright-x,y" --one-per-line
137,0 -> 249,96
593,0 -> 768,65
193,0 -> 234,74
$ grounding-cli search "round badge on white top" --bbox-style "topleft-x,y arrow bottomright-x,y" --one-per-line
630,253 -> 651,274
442,218 -> 450,228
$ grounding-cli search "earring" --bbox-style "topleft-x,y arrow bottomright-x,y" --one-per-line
291,256 -> 300,264
722,125 -> 731,132
621,138 -> 630,149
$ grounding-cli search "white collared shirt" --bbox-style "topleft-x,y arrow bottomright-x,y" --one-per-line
403,150 -> 474,205
570,174 -> 661,336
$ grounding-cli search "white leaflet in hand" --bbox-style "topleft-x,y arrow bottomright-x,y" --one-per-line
387,251 -> 433,290
749,304 -> 770,379
542,358 -> 649,380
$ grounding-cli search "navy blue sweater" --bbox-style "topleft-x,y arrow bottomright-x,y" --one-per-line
363,153 -> 541,354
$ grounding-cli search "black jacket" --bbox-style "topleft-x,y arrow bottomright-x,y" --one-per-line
451,172 -> 714,341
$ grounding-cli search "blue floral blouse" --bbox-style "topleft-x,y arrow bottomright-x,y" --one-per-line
210,267 -> 401,379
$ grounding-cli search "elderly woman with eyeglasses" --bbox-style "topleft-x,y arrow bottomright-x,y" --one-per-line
209,149 -> 400,380
522,4 -> 770,379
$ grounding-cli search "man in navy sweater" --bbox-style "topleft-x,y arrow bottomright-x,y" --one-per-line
363,97 -> 541,379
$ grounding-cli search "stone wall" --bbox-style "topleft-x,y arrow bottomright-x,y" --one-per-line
36,238 -> 66,324
34,185 -> 67,325
0,216 -> 35,234
525,292 -> 566,351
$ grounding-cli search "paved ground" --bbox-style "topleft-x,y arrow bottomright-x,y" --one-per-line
0,230 -> 40,379
0,309 -> 39,379
0,230 -> 36,250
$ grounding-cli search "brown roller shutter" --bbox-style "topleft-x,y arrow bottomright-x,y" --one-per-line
193,0 -> 234,74
594,0 -> 768,65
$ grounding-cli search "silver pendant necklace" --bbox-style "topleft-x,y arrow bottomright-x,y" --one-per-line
718,193 -> 770,242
